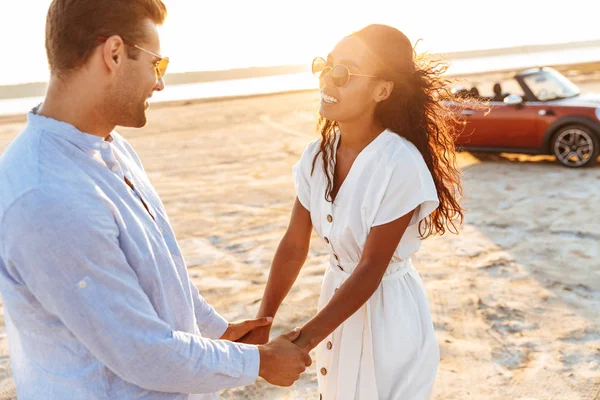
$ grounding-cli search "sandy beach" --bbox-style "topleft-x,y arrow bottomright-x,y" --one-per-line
0,67 -> 598,399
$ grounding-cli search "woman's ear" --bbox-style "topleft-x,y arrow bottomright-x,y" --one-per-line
374,81 -> 394,103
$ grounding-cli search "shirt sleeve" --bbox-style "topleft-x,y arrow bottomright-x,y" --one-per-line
292,139 -> 319,211
189,280 -> 229,339
1,189 -> 259,394
119,132 -> 229,339
372,153 -> 439,228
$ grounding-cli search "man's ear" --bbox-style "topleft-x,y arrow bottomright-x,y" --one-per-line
100,35 -> 126,73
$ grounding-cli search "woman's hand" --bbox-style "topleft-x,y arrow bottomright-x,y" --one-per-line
292,330 -> 316,352
220,317 -> 273,342
236,323 -> 272,345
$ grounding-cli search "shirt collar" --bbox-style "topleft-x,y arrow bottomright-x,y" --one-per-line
27,106 -> 114,153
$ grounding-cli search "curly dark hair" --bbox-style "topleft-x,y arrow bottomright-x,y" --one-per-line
311,24 -> 469,238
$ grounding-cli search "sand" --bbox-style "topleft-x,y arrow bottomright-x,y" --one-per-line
0,72 -> 598,399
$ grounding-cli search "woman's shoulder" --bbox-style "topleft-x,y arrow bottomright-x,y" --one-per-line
380,130 -> 426,169
303,137 -> 322,155
298,137 -> 322,164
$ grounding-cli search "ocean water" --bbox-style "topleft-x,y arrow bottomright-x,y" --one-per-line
1,45 -> 599,117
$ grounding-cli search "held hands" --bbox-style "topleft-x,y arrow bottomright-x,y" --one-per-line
219,317 -> 273,342
291,329 -> 315,353
237,323 -> 271,345
257,328 -> 312,387
223,318 -> 312,387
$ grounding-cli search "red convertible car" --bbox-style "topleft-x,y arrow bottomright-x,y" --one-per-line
452,67 -> 600,167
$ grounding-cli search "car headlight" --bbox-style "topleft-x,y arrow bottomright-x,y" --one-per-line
596,107 -> 600,121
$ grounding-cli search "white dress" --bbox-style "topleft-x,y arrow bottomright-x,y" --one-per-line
292,129 -> 440,400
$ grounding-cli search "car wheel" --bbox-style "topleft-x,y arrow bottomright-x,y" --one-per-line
552,125 -> 599,167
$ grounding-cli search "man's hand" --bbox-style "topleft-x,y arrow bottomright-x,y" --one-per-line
291,330 -> 314,352
257,328 -> 312,387
237,324 -> 271,345
219,317 -> 273,342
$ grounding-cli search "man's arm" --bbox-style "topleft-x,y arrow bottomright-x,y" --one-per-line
188,280 -> 228,339
1,189 -> 259,394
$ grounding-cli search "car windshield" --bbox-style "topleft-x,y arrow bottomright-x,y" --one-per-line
522,69 -> 580,101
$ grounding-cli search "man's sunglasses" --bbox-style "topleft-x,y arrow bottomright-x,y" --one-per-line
97,36 -> 169,80
312,57 -> 379,88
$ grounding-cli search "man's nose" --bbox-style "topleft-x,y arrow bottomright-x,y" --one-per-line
154,77 -> 165,92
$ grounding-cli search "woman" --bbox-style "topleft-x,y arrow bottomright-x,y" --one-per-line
241,24 -> 465,399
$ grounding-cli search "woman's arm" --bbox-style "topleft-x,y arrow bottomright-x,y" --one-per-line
238,198 -> 313,344
293,209 -> 415,351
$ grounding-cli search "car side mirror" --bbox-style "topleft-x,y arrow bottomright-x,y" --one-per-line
504,94 -> 524,105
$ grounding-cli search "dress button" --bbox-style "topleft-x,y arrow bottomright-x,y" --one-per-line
324,237 -> 330,244
327,341 -> 332,350
327,214 -> 333,223
320,367 -> 327,376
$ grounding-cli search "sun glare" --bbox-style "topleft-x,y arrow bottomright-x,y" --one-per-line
1,0 -> 599,86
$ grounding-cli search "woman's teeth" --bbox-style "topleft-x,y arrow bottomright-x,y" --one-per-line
321,92 -> 339,104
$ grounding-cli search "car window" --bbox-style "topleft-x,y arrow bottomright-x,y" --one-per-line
498,79 -> 525,97
522,69 -> 580,101
474,79 -> 525,100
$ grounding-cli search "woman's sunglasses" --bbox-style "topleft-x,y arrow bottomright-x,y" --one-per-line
312,57 -> 379,88
97,36 -> 169,80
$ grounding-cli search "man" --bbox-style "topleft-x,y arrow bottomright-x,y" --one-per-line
0,1 -> 310,399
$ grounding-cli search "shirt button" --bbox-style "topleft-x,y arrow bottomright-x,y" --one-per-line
320,367 -> 327,376
101,142 -> 110,150
327,214 -> 333,223
324,237 -> 330,244
327,341 -> 333,350
78,280 -> 87,289
111,165 -> 119,173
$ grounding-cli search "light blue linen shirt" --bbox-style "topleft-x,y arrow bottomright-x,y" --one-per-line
0,111 -> 260,399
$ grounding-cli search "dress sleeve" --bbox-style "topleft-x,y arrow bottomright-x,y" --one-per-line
292,140 -> 319,212
372,153 -> 439,228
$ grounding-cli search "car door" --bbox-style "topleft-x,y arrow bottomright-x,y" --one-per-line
460,100 -> 539,149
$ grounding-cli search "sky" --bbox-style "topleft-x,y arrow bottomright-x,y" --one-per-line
1,0 -> 599,86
